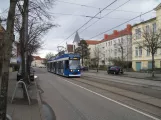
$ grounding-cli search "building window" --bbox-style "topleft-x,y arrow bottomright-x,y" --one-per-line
111,41 -> 112,45
135,28 -> 141,39
155,49 -> 157,55
114,49 -> 117,56
145,25 -> 149,33
139,46 -> 142,56
147,47 -> 150,56
135,47 -> 138,56
106,43 -> 107,46
153,23 -> 156,33
121,38 -> 123,43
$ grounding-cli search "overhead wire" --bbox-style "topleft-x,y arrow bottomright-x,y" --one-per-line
88,9 -> 154,39
49,12 -> 132,20
48,12 -> 101,19
56,0 -> 141,13
57,0 -> 118,46
80,0 -> 131,33
55,0 -> 99,9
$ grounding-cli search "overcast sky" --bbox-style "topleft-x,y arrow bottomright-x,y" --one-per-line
0,0 -> 160,58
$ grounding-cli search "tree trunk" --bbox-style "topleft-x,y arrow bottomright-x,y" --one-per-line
81,47 -> 83,66
121,46 -> 124,69
97,63 -> 99,72
20,18 -> 28,99
152,54 -> 155,77
0,1 -> 17,119
19,0 -> 29,99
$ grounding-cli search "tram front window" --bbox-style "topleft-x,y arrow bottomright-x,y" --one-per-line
69,60 -> 80,69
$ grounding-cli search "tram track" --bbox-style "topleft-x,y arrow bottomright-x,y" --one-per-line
66,77 -> 161,118
67,76 -> 161,109
79,74 -> 161,99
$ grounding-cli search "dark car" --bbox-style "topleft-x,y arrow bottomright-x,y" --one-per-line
81,66 -> 89,71
107,66 -> 123,74
17,67 -> 35,81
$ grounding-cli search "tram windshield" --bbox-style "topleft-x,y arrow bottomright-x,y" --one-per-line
69,60 -> 80,69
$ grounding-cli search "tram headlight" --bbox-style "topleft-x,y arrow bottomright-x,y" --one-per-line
70,69 -> 73,72
78,70 -> 80,71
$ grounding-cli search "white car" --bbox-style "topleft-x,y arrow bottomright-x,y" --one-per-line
38,65 -> 46,68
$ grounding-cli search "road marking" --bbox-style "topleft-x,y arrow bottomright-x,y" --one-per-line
61,78 -> 160,120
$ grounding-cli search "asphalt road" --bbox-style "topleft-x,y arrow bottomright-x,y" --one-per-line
35,68 -> 160,120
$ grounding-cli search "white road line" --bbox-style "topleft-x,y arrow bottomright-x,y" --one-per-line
60,77 -> 160,120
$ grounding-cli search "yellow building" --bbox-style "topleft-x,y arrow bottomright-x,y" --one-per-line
132,3 -> 161,71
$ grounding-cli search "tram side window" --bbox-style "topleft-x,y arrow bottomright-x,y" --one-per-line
60,61 -> 63,69
65,60 -> 69,69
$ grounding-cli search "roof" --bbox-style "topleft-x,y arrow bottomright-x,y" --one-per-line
33,56 -> 45,60
101,29 -> 132,43
154,3 -> 161,10
132,17 -> 156,27
85,40 -> 100,45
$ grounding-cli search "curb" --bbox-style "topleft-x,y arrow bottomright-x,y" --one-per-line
88,71 -> 161,81
35,76 -> 46,120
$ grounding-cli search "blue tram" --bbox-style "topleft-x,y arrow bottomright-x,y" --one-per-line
47,53 -> 81,77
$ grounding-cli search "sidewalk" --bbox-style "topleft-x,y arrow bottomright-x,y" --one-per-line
6,72 -> 43,120
88,70 -> 161,81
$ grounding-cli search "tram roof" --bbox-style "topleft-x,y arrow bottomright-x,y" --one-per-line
48,53 -> 80,62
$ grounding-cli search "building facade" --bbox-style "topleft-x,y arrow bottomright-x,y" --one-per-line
85,40 -> 99,59
132,4 -> 161,71
31,56 -> 46,67
96,24 -> 132,66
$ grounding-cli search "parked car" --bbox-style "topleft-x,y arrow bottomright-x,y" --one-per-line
81,66 -> 89,71
17,67 -> 35,81
38,65 -> 46,68
107,66 -> 123,74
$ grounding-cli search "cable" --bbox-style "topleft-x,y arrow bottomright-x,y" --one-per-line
56,0 -> 141,13
80,0 -> 131,33
89,9 -> 154,39
48,12 -> 101,19
55,0 -> 98,9
0,8 -> 9,14
57,0 -> 118,46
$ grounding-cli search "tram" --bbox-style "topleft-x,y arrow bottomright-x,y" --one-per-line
47,53 -> 81,77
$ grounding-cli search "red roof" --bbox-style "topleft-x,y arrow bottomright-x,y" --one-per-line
101,24 -> 132,43
33,56 -> 45,60
85,40 -> 100,45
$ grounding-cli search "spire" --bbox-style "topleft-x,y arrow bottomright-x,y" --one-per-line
73,31 -> 80,43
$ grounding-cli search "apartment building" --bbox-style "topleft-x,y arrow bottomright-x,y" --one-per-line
97,24 -> 132,65
132,4 -> 161,71
71,25 -> 132,67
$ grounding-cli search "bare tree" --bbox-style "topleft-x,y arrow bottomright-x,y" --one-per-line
93,46 -> 101,72
13,0 -> 56,98
45,52 -> 55,60
0,0 -> 18,119
134,26 -> 161,77
142,27 -> 161,77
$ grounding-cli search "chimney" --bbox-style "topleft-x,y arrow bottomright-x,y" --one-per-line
113,30 -> 118,36
126,24 -> 132,32
104,34 -> 108,40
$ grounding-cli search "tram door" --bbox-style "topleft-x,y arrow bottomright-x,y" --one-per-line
64,60 -> 69,76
